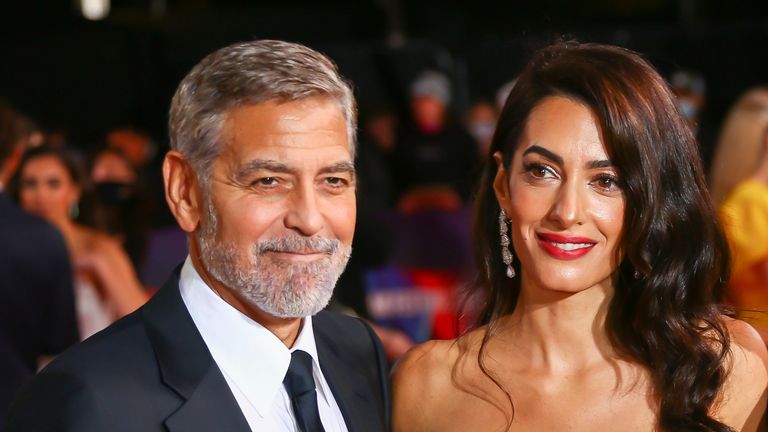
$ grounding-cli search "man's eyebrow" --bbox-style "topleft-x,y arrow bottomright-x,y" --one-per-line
234,159 -> 293,181
318,161 -> 356,178
233,159 -> 356,181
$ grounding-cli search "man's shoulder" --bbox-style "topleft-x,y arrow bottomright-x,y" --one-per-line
313,309 -> 367,328
313,310 -> 385,365
313,310 -> 376,344
43,310 -> 152,378
7,307 -> 183,432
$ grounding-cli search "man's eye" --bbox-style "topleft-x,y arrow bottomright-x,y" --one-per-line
326,177 -> 346,186
254,177 -> 278,187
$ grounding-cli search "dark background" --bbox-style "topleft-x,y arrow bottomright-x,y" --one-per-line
1,0 -> 767,163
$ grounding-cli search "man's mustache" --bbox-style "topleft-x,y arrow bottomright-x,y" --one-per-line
257,236 -> 340,255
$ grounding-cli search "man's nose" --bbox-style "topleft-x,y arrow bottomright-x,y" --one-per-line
284,184 -> 324,236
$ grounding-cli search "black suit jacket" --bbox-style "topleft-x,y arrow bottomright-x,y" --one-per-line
6,267 -> 391,431
0,193 -> 78,425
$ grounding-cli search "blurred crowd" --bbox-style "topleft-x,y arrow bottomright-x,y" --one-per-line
2,55 -> 768,420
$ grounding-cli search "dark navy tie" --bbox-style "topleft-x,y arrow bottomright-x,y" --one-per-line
283,350 -> 326,432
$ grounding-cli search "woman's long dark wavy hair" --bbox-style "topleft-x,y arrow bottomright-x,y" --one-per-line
470,41 -> 733,431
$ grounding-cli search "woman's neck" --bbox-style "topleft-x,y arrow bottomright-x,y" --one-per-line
752,158 -> 768,185
496,276 -> 616,374
50,217 -> 79,253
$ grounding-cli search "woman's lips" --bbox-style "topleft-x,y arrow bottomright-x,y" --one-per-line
536,233 -> 596,260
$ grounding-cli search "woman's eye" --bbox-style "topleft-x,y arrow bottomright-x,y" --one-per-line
593,175 -> 622,192
524,163 -> 556,179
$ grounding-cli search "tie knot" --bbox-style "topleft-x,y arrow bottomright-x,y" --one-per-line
284,350 -> 316,398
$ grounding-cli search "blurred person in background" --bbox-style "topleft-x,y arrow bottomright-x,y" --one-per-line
106,126 -> 156,170
0,102 -> 78,424
715,87 -> 768,340
356,107 -> 398,211
392,70 -> 478,213
669,69 -> 706,133
90,146 -> 153,271
11,145 -> 148,340
106,126 -> 173,228
393,42 -> 767,432
466,99 -> 498,159
669,69 -> 720,170
710,88 -> 768,205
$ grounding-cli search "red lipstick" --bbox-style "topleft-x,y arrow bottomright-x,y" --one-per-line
536,233 -> 596,260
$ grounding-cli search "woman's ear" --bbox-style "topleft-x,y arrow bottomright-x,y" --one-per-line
163,151 -> 202,233
492,151 -> 511,210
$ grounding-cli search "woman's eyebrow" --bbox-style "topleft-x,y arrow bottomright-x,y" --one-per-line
522,145 -> 563,164
522,145 -> 613,169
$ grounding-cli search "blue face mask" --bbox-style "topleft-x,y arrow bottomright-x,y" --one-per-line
677,98 -> 698,120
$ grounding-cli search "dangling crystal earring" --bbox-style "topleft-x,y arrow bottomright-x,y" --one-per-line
499,209 -> 516,278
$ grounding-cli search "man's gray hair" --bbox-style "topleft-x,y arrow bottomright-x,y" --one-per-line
169,39 -> 357,183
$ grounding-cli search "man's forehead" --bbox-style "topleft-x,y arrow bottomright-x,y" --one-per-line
223,97 -> 345,128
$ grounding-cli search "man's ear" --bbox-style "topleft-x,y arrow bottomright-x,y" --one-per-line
163,151 -> 202,233
492,151 -> 511,210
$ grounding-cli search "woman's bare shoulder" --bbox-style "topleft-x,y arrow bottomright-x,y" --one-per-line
392,338 -> 458,392
391,329 -> 487,432
392,327 -> 486,384
718,316 -> 768,431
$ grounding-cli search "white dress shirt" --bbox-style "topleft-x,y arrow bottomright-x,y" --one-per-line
179,257 -> 349,432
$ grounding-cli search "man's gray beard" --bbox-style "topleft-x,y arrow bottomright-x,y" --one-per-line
196,195 -> 351,318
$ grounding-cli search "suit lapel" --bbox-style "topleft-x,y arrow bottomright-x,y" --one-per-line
163,366 -> 251,431
142,269 -> 250,432
314,318 -> 385,432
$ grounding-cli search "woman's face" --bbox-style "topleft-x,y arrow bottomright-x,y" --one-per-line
494,96 -> 625,295
19,155 -> 79,224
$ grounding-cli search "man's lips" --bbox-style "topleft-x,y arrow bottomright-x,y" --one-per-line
536,233 -> 596,260
263,250 -> 330,262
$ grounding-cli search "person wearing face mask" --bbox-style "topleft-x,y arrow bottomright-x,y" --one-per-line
669,69 -> 721,170
465,100 -> 498,159
670,69 -> 706,131
90,146 -> 152,272
10,146 -> 148,340
392,42 -> 768,432
391,70 -> 478,213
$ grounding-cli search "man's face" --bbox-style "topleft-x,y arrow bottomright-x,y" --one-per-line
196,96 -> 356,318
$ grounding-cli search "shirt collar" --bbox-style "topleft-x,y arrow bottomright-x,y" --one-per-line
289,309 -> 334,409
178,257 -> 333,415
